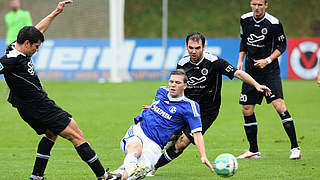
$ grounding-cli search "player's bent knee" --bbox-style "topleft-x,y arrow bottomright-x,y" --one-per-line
175,135 -> 190,151
272,99 -> 287,114
59,126 -> 86,146
45,130 -> 58,141
242,105 -> 254,116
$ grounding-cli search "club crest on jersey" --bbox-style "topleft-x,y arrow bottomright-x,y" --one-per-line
201,68 -> 208,75
169,106 -> 177,114
261,28 -> 268,35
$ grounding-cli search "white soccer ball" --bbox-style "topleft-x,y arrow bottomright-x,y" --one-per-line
213,153 -> 238,177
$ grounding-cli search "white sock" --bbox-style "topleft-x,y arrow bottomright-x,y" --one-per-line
124,152 -> 138,176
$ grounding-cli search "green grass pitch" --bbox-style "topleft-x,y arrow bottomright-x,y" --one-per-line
0,80 -> 319,179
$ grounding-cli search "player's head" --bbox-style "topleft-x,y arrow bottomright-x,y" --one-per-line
250,0 -> 268,19
186,32 -> 205,63
16,26 -> 44,56
8,0 -> 20,11
168,69 -> 188,98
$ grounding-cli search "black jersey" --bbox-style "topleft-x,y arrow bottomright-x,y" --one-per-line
240,12 -> 287,74
177,52 -> 236,112
0,43 -> 47,107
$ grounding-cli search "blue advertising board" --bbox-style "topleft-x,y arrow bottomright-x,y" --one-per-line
0,38 -> 287,80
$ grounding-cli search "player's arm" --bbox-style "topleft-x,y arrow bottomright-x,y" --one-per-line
237,51 -> 246,70
237,19 -> 247,70
234,70 -> 271,96
193,131 -> 214,173
35,0 -> 72,33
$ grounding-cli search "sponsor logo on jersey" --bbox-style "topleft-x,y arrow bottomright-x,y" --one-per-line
201,68 -> 208,75
0,62 -> 3,71
187,76 -> 206,86
247,34 -> 265,43
261,28 -> 268,35
151,104 -> 172,120
169,106 -> 177,114
27,61 -> 35,75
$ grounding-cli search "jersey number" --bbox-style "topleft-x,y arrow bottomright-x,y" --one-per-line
240,94 -> 247,102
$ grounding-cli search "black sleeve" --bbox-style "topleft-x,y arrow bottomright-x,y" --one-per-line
239,18 -> 247,52
0,56 -> 17,74
273,22 -> 287,54
215,58 -> 236,80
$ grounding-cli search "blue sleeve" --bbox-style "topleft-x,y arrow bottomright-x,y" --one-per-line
184,101 -> 202,133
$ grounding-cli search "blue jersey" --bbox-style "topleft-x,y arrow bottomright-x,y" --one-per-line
136,87 -> 202,149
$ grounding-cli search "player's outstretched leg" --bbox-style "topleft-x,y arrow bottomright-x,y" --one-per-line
60,118 -> 109,179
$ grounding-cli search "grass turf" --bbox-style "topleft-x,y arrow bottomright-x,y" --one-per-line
0,80 -> 319,179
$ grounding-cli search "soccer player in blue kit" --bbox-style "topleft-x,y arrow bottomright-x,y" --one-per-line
109,70 -> 214,180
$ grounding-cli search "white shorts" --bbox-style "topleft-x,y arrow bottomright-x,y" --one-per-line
120,124 -> 162,169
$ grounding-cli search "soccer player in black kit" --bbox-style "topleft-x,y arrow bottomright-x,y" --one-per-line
148,32 -> 271,176
236,0 -> 301,160
0,1 -> 114,180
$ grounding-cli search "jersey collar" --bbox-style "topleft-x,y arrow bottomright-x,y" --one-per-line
167,94 -> 185,102
7,43 -> 27,58
252,12 -> 267,24
189,54 -> 205,66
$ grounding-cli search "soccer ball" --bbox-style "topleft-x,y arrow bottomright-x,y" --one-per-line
213,153 -> 238,177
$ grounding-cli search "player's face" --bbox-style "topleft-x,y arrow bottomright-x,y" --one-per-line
187,40 -> 204,63
250,0 -> 268,19
9,0 -> 20,10
168,75 -> 187,98
25,40 -> 41,57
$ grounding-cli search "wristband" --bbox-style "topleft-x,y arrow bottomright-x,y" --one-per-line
266,57 -> 272,64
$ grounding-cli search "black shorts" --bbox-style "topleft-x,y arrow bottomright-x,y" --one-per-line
182,110 -> 219,144
17,98 -> 72,135
239,72 -> 283,105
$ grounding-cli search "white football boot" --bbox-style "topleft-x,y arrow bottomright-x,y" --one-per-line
237,151 -> 261,159
128,165 -> 151,180
289,147 -> 301,160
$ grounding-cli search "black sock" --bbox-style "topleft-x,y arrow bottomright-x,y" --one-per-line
280,110 -> 298,149
75,142 -> 105,178
32,136 -> 55,177
244,113 -> 258,152
154,145 -> 183,169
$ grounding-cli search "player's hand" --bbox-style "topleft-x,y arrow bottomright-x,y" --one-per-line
201,157 -> 214,173
317,75 -> 320,87
253,59 -> 268,69
236,62 -> 243,70
255,85 -> 272,96
142,105 -> 151,109
55,0 -> 72,14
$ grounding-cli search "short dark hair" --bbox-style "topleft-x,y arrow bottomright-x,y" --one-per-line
170,69 -> 188,83
186,32 -> 205,47
250,0 -> 268,4
16,26 -> 44,44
